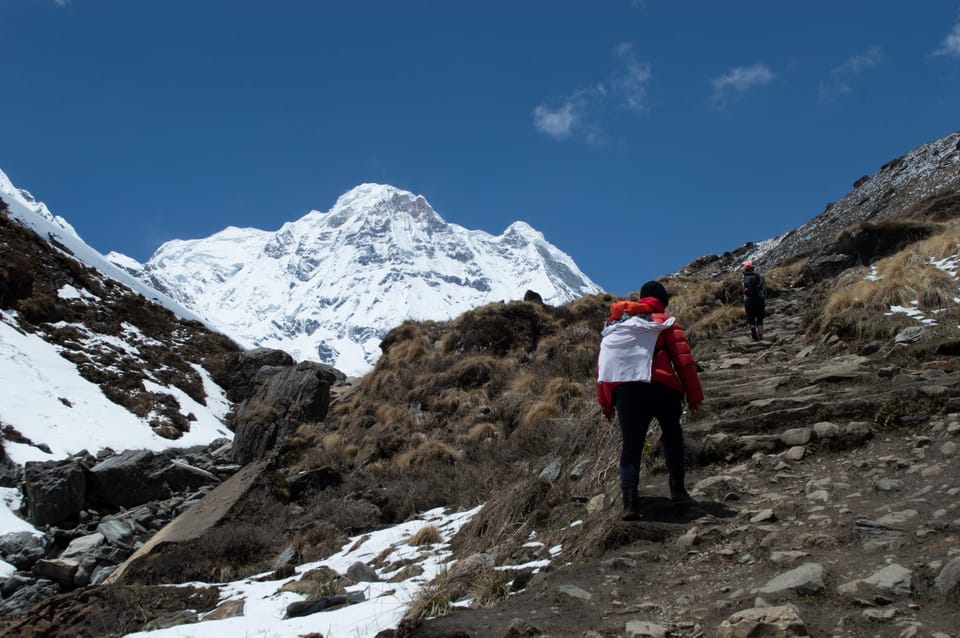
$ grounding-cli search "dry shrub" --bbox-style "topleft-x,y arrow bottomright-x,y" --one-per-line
322,432 -> 344,449
375,403 -> 411,428
509,373 -> 540,395
367,367 -> 402,396
395,439 -> 463,470
430,387 -> 487,418
659,276 -> 722,321
448,355 -> 501,389
441,301 -> 551,356
280,566 -> 347,597
688,305 -> 743,340
408,524 -> 442,546
469,567 -> 510,608
820,253 -> 957,340
294,522 -> 347,563
542,377 -> 586,411
565,292 -> 615,323
466,422 -> 499,442
285,422 -> 322,453
404,568 -> 452,621
765,255 -> 808,288
533,327 -> 600,379
518,401 -> 559,430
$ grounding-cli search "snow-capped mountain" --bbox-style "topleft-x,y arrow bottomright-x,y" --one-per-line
114,184 -> 601,376
0,169 -> 204,324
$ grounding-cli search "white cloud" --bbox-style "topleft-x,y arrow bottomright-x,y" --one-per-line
612,43 -> 653,112
709,63 -> 774,108
533,102 -> 580,139
54,0 -> 71,6
533,43 -> 652,143
934,21 -> 960,58
819,46 -> 883,102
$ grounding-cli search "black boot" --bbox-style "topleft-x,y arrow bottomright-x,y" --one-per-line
669,473 -> 693,503
621,489 -> 640,521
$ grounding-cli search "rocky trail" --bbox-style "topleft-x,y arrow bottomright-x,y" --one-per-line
407,287 -> 960,638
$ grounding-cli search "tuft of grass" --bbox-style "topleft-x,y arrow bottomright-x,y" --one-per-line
408,525 -> 442,546
518,401 -> 559,430
469,567 -> 510,608
820,257 -> 956,340
688,304 -> 743,340
465,422 -> 499,442
394,439 -> 463,470
404,568 -> 453,621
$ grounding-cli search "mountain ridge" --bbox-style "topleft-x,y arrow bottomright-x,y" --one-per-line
112,182 -> 601,375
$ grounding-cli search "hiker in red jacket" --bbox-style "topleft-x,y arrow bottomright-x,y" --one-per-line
597,280 -> 704,521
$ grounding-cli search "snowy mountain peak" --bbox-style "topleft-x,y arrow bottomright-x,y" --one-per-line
134,184 -> 601,375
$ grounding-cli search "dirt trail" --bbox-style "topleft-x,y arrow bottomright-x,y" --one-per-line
408,288 -> 960,638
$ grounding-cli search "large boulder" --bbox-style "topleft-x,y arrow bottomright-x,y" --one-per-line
87,449 -> 220,509
22,460 -> 86,527
215,348 -> 295,403
231,362 -> 341,464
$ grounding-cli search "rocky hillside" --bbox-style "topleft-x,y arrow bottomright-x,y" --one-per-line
1,130 -> 959,637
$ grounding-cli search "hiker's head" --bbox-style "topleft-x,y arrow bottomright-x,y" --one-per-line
743,261 -> 754,272
639,280 -> 670,308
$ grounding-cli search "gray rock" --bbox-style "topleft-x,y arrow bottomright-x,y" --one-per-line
0,531 -> 52,570
538,458 -> 562,481
757,562 -> 825,595
716,605 -> 811,638
780,428 -> 813,446
346,561 -> 379,582
894,326 -> 924,343
934,556 -> 960,595
862,563 -> 913,596
557,584 -> 592,600
285,591 -> 365,618
31,558 -> 79,586
23,459 -> 86,526
625,620 -> 668,638
60,533 -> 105,561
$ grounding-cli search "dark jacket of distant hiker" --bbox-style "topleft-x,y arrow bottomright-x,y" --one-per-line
741,261 -> 767,340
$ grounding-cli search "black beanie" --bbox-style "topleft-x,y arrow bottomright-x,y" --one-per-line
639,280 -> 670,307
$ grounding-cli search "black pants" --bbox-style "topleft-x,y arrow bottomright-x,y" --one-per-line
613,381 -> 685,492
744,297 -> 765,327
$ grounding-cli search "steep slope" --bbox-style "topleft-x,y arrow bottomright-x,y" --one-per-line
115,183 -> 601,375
0,195 -> 239,465
674,129 -> 960,281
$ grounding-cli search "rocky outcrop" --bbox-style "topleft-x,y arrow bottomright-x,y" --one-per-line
230,359 -> 343,464
0,439 -> 235,613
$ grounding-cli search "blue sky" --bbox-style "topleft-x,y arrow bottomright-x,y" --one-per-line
2,1 -> 959,296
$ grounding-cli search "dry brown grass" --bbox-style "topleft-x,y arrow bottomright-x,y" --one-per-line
518,401 -> 559,430
465,422 -> 499,442
765,255 -> 808,288
404,568 -> 452,621
375,403 -> 412,428
279,566 -> 347,597
820,244 -> 958,340
509,373 -> 540,395
394,439 -> 463,470
408,525 -> 442,546
688,304 -> 744,340
468,567 -> 510,608
542,377 -> 587,411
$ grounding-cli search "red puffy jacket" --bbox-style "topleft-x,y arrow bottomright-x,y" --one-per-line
596,297 -> 704,418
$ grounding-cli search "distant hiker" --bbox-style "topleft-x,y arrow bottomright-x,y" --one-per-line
596,280 -> 704,521
741,261 -> 766,341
